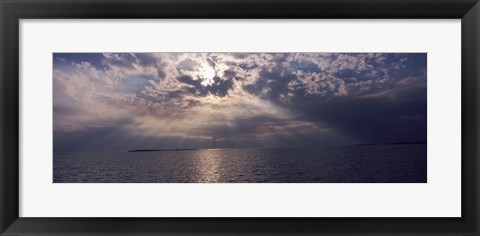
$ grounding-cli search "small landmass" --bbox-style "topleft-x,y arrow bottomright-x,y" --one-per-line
354,141 -> 427,146
127,148 -> 197,152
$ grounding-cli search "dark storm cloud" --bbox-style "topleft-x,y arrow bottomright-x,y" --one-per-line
177,75 -> 234,97
294,87 -> 427,143
135,53 -> 158,67
177,58 -> 199,71
222,69 -> 236,78
243,55 -> 310,101
206,58 -> 216,68
244,64 -> 298,102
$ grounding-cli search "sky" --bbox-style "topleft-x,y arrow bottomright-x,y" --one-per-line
53,53 -> 427,153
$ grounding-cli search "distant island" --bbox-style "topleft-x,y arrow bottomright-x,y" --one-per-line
128,148 -> 198,152
355,141 -> 427,146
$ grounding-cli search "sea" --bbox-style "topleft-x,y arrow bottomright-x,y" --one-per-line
53,144 -> 427,183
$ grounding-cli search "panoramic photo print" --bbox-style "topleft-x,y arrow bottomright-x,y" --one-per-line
53,52 -> 427,183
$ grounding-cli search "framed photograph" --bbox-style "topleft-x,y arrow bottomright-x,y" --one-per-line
1,0 -> 479,235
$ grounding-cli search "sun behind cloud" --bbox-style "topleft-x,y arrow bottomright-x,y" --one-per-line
53,52 -> 427,153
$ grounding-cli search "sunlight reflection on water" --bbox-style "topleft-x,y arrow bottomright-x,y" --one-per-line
54,145 -> 427,183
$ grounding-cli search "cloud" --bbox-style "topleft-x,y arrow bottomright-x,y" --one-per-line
53,53 -> 427,152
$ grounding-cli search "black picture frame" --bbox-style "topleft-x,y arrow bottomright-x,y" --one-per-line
1,0 -> 479,235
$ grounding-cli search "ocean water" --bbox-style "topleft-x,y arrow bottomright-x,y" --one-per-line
53,144 -> 427,183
